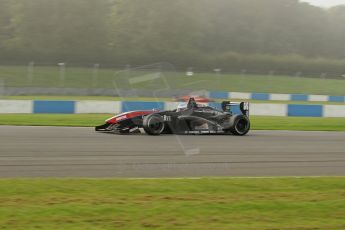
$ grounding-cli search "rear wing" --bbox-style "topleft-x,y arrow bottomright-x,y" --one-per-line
221,101 -> 249,117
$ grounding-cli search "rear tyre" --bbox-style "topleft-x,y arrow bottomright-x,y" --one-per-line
227,115 -> 250,136
143,114 -> 165,135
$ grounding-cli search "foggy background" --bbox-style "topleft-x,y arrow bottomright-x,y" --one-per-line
1,0 -> 345,72
1,0 -> 345,97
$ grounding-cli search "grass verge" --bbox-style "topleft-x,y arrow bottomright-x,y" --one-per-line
1,65 -> 345,95
0,177 -> 344,230
0,114 -> 344,131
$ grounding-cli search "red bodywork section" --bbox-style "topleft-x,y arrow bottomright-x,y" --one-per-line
106,110 -> 156,124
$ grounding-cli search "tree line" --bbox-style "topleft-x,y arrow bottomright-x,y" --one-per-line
1,0 -> 345,74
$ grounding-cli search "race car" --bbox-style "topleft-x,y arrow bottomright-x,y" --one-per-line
95,98 -> 250,136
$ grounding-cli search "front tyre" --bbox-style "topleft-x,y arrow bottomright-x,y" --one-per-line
143,114 -> 165,135
227,115 -> 250,136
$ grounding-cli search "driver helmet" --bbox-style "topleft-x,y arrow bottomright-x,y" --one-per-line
176,102 -> 188,112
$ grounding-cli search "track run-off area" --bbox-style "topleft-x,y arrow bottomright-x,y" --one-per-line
0,126 -> 344,177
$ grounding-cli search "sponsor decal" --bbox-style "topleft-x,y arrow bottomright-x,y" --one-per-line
116,115 -> 127,121
185,130 -> 221,134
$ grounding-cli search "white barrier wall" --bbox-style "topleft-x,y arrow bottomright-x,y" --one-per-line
270,94 -> 291,101
75,101 -> 121,114
230,92 -> 251,100
0,100 -> 32,114
250,104 -> 287,116
0,100 -> 345,117
324,105 -> 345,118
309,95 -> 329,102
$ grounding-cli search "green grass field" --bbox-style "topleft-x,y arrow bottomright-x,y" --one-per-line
1,65 -> 345,95
0,114 -> 344,131
0,177 -> 344,230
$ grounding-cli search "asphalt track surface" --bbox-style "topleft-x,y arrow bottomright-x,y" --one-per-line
0,126 -> 344,177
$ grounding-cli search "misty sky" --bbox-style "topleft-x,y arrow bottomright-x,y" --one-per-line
302,0 -> 345,7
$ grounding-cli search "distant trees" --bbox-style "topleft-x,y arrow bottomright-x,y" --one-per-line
327,5 -> 345,58
1,0 -> 345,73
0,0 -> 12,58
1,0 -> 111,62
109,0 -> 203,65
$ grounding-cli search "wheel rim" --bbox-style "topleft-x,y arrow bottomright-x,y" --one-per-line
148,117 -> 164,133
235,118 -> 248,134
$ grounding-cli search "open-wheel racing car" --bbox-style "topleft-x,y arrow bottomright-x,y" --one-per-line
96,98 -> 250,136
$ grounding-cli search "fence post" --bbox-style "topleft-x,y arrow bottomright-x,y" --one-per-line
320,73 -> 327,80
213,68 -> 222,90
58,63 -> 66,87
27,61 -> 34,85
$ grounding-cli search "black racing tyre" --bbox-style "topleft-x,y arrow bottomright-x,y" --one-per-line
143,114 -> 165,135
227,115 -> 250,136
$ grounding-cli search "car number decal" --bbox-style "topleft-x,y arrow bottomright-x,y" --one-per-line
163,115 -> 171,121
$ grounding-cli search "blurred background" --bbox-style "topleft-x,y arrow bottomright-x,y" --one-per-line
0,0 -> 345,97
